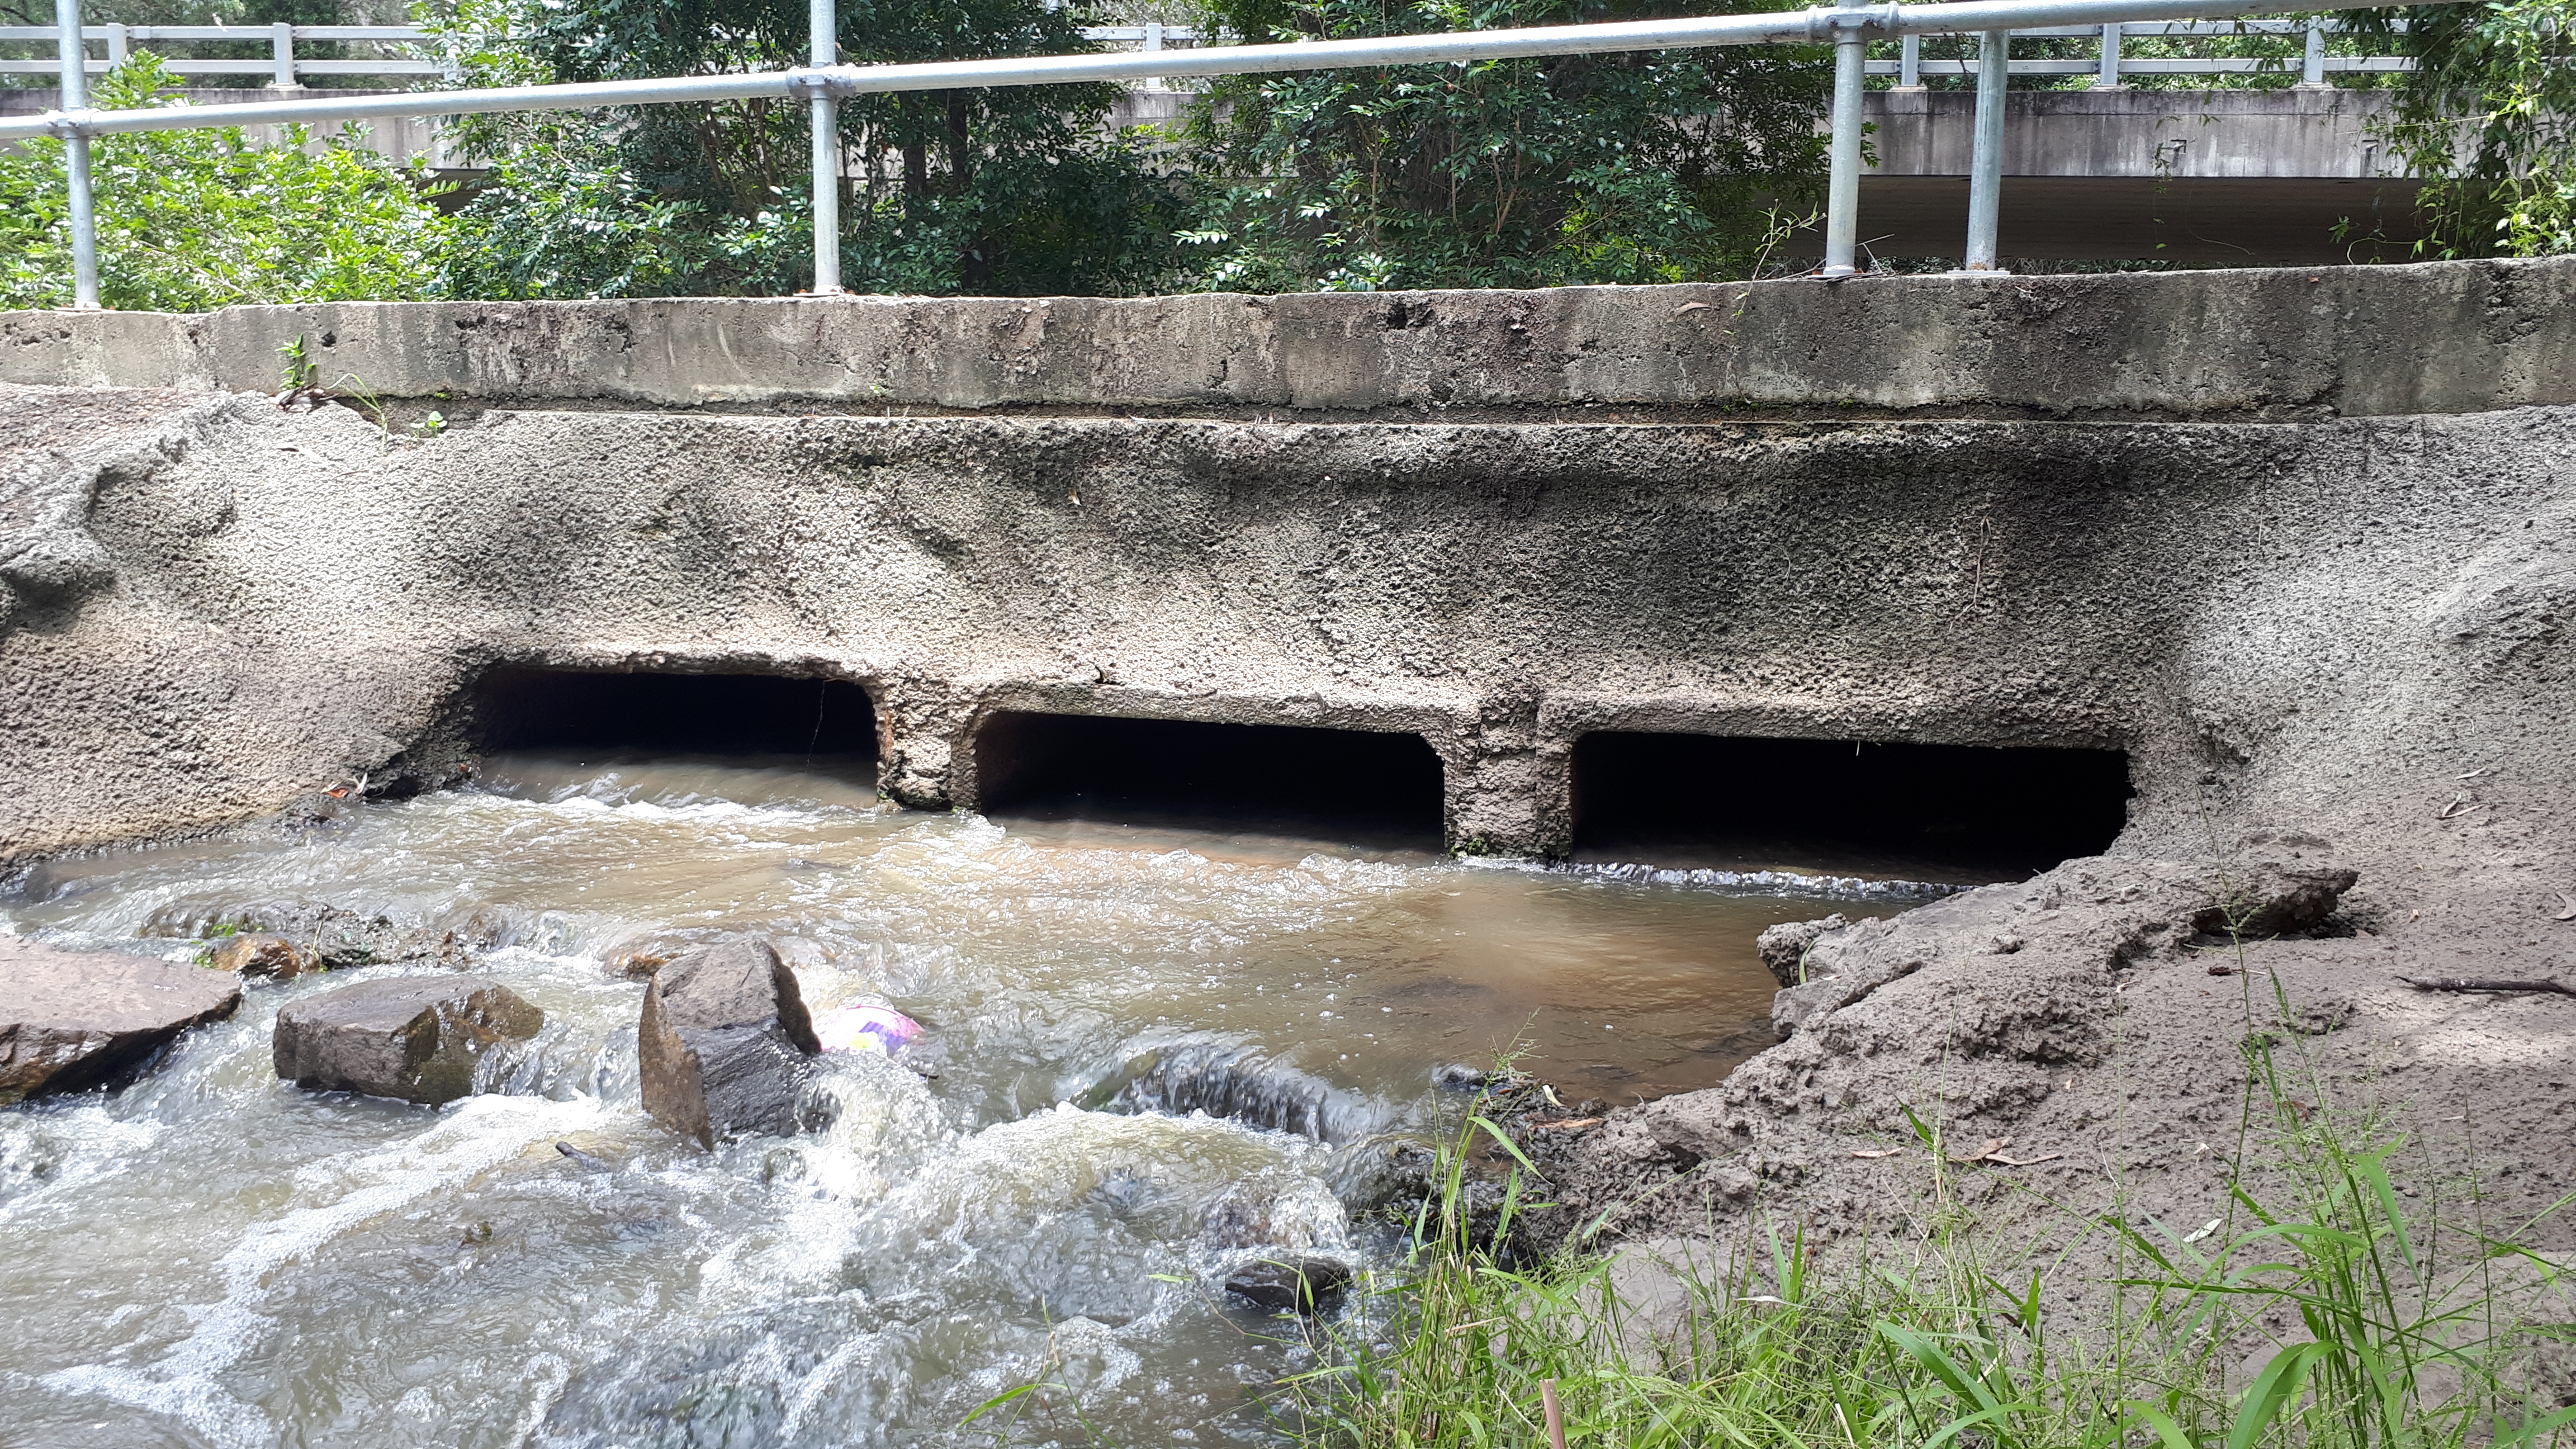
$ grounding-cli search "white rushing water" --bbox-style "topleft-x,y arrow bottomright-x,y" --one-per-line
0,755 -> 1910,1447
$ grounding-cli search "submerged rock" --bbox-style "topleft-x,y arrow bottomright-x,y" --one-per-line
143,896 -> 535,970
600,929 -> 715,981
1081,1038 -> 1367,1142
204,932 -> 318,981
273,976 -> 544,1105
0,937 -> 242,1102
1224,1256 -> 1352,1313
638,939 -> 823,1149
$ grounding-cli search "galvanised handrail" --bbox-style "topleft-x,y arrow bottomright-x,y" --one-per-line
0,17 -> 2411,84
0,21 -> 1211,83
10,0 -> 2465,309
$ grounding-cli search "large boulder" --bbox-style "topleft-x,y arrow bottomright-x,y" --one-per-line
0,937 -> 242,1102
273,976 -> 544,1105
639,939 -> 822,1149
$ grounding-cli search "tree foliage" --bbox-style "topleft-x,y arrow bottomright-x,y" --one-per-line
0,56 -> 451,312
1175,0 -> 1831,292
2361,0 -> 2576,257
427,0 -> 1186,297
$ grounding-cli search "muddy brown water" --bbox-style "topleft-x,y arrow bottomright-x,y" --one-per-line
0,755 -> 1944,1447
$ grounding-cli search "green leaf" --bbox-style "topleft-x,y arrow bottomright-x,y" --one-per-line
2227,1341 -> 2327,1449
959,1382 -> 1036,1427
2123,1399 -> 2198,1449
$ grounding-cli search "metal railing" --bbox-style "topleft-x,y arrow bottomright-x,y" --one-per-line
0,25 -> 443,84
6,0 -> 2463,309
0,21 -> 1216,87
1884,17 -> 2406,86
1,15 -> 2408,87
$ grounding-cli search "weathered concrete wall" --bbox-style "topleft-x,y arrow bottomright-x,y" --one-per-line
6,257 -> 2574,419
1867,87 -> 2403,180
2,264 -> 2570,866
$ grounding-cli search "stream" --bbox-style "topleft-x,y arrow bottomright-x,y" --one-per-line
0,754 -> 1939,1447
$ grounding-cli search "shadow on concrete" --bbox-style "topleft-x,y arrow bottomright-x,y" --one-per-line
1781,176 -> 2424,267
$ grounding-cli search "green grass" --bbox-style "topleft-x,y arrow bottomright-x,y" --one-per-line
1267,991 -> 2575,1449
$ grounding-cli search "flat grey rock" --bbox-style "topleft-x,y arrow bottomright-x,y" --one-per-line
0,935 -> 242,1102
273,976 -> 543,1105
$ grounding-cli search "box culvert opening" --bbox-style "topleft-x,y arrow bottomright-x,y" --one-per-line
975,712 -> 1443,847
1571,732 -> 2130,884
470,669 -> 877,761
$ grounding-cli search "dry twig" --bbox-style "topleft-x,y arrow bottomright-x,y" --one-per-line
2397,975 -> 2574,997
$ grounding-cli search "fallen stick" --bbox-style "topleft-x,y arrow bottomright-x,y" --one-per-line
1541,1379 -> 1569,1449
2397,975 -> 2575,997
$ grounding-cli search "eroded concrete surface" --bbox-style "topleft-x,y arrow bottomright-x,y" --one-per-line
2,263 -> 2570,1314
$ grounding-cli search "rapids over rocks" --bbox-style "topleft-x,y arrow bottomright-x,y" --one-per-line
0,755 -> 1928,1447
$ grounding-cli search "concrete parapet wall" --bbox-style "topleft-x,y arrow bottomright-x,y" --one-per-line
6,257 -> 2574,419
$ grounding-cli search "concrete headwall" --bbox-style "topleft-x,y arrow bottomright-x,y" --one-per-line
2,261 -> 2571,865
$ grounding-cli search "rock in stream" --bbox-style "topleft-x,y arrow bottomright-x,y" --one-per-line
0,936 -> 243,1102
273,976 -> 544,1105
638,939 -> 823,1149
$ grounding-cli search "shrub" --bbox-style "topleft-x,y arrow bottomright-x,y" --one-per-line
0,55 -> 452,312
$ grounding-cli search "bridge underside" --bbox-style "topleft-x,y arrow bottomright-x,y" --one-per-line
1791,175 -> 2425,265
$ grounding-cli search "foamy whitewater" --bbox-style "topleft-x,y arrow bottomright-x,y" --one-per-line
0,755 -> 1911,1446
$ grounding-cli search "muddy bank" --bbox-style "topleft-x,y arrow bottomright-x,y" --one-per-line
1494,832 -> 2576,1346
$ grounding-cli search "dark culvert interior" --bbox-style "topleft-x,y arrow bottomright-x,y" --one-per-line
470,669 -> 878,763
1571,732 -> 2131,883
974,712 -> 1445,849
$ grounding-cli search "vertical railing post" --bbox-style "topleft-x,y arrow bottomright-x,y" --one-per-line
269,20 -> 297,88
2298,17 -> 2327,87
808,0 -> 842,295
1898,31 -> 1921,87
1821,21 -> 1867,278
104,21 -> 126,64
1963,27 -> 2009,271
55,0 -> 100,309
2093,20 -> 2121,87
